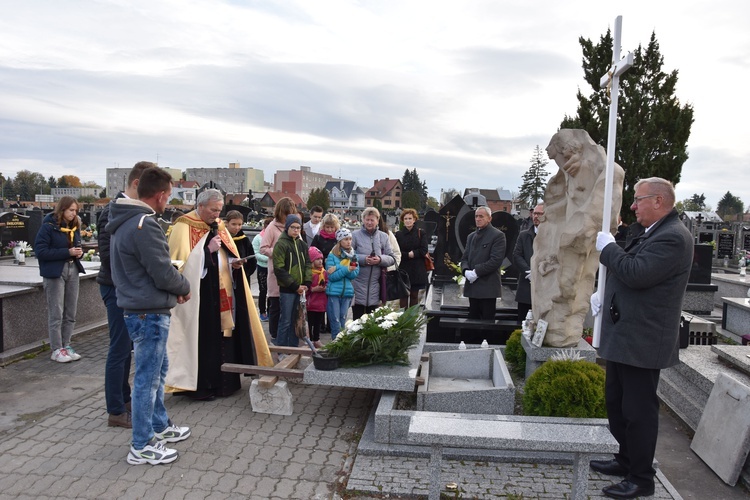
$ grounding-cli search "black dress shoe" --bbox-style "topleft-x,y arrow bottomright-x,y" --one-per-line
602,479 -> 655,499
590,459 -> 628,476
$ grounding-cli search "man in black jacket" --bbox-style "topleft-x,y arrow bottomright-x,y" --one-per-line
461,206 -> 506,320
97,161 -> 150,429
590,177 -> 693,498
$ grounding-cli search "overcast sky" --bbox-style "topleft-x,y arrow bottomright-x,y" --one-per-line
1,0 -> 748,210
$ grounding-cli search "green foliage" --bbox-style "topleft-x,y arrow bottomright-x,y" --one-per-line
307,187 -> 330,212
682,193 -> 706,212
523,359 -> 606,418
716,191 -> 744,220
320,305 -> 429,367
561,29 -> 694,224
504,330 -> 526,376
373,199 -> 383,211
99,188 -> 107,198
169,198 -> 183,205
401,190 -> 421,210
401,168 -> 428,209
518,146 -> 549,208
12,170 -> 48,201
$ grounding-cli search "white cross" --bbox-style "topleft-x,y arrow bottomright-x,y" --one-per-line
593,16 -> 634,349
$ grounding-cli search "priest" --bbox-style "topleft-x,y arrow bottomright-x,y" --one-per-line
166,189 -> 272,400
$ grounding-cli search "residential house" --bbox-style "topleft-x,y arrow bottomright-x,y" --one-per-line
171,180 -> 198,206
259,192 -> 307,213
324,179 -> 366,214
365,178 -> 402,210
463,188 -> 512,213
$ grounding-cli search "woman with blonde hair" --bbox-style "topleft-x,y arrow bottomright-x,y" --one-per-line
310,213 -> 340,260
34,196 -> 86,363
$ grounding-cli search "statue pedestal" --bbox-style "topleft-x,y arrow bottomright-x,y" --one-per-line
521,334 -> 597,379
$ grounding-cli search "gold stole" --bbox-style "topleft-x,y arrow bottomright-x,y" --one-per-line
170,212 -> 239,336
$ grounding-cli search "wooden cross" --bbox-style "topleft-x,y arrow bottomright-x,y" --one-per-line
593,15 -> 633,349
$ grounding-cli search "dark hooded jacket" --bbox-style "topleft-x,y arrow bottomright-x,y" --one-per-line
107,198 -> 189,314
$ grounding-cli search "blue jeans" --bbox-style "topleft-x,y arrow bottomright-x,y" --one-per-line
100,284 -> 132,415
124,313 -> 171,449
327,296 -> 352,340
277,292 -> 300,347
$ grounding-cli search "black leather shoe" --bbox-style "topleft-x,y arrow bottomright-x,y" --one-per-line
602,479 -> 655,498
590,459 -> 628,476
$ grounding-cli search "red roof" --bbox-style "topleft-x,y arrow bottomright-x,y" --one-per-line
265,191 -> 306,208
367,178 -> 402,197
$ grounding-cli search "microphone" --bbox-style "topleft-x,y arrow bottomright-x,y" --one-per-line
209,221 -> 219,237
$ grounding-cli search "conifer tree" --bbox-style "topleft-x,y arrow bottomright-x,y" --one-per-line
401,168 -> 428,209
518,145 -> 549,208
561,29 -> 694,222
716,191 -> 744,220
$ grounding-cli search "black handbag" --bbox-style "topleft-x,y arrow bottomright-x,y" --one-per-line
384,265 -> 411,301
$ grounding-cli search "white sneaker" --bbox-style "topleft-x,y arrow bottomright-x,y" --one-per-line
64,346 -> 82,361
51,348 -> 73,363
127,438 -> 178,465
154,421 -> 191,443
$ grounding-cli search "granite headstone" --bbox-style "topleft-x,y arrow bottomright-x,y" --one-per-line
0,212 -> 31,249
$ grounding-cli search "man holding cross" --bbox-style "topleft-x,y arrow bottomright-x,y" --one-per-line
590,177 -> 693,498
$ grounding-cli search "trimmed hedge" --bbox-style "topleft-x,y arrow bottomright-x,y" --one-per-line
503,329 -> 526,376
523,359 -> 606,418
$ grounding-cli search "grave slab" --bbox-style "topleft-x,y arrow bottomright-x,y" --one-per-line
723,298 -> 750,337
417,348 -> 514,415
712,345 -> 750,377
713,273 -> 750,307
691,372 -> 750,485
302,333 -> 425,391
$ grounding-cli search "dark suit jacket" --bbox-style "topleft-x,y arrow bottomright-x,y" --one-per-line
461,225 -> 506,299
598,209 -> 693,369
512,227 -> 535,305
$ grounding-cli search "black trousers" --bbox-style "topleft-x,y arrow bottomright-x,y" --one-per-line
468,298 -> 496,320
605,360 -> 661,488
352,304 -> 377,320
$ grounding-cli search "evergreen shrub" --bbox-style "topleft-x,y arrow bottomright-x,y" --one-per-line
523,359 -> 606,418
503,330 -> 526,376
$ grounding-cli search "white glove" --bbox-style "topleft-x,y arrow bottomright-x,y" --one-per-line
465,269 -> 478,283
596,231 -> 615,251
590,293 -> 602,316
524,270 -> 531,281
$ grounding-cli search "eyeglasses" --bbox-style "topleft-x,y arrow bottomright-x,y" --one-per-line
532,212 -> 544,216
288,225 -> 301,230
633,194 -> 658,205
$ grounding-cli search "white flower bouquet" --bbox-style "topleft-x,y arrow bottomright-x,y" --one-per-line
319,305 -> 429,367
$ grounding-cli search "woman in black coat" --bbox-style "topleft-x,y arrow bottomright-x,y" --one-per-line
395,208 -> 429,308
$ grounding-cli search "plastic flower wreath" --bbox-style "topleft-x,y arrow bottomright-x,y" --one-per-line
319,305 -> 429,367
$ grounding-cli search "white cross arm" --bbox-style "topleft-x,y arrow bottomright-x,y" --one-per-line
599,52 -> 634,88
